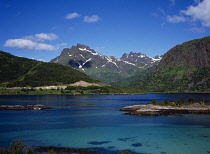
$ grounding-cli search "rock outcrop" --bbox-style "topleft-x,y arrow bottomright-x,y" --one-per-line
120,103 -> 210,116
0,104 -> 54,110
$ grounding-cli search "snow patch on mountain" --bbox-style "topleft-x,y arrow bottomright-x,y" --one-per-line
79,54 -> 85,59
123,61 -> 136,66
79,47 -> 99,56
83,58 -> 92,65
105,56 -> 119,68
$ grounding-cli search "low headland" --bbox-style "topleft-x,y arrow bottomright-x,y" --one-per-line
120,98 -> 210,116
0,104 -> 54,110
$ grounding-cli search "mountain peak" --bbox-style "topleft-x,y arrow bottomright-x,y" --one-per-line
72,43 -> 98,54
76,44 -> 90,49
120,51 -> 162,68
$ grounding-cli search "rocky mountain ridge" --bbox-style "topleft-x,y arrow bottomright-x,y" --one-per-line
120,52 -> 162,68
51,44 -> 161,84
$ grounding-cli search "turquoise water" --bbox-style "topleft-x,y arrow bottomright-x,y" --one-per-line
1,93 -> 210,154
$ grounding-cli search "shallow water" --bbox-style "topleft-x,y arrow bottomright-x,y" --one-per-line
1,93 -> 210,154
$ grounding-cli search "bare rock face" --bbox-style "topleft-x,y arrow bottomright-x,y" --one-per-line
158,36 -> 210,69
0,104 -> 54,110
120,103 -> 210,116
120,52 -> 162,68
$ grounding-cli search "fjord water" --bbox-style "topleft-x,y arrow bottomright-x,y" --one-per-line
1,94 -> 210,154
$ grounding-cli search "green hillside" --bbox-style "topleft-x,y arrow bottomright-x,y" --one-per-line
0,51 -> 97,87
134,66 -> 210,92
117,36 -> 210,92
0,51 -> 38,84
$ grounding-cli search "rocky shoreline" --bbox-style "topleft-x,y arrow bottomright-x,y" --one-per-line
0,104 -> 54,110
34,146 -> 98,154
120,103 -> 210,116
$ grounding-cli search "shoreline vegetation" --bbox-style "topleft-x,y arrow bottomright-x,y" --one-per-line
1,86 -> 210,96
0,85 -> 142,95
1,89 -> 209,95
120,98 -> 210,116
0,138 -> 133,154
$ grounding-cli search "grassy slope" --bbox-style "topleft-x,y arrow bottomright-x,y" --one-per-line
133,66 -> 210,92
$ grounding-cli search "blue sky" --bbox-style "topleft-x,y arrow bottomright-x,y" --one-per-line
1,0 -> 210,62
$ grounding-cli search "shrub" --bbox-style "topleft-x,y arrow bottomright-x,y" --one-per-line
8,138 -> 26,154
47,150 -> 57,154
119,150 -> 132,154
26,147 -> 34,154
2,138 -> 34,154
0,147 -> 8,154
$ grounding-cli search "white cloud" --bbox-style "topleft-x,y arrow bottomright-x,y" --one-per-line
166,15 -> 186,23
35,33 -> 58,41
194,0 -> 200,4
167,0 -> 210,27
24,33 -> 58,42
181,0 -> 210,27
84,15 -> 100,23
4,39 -> 58,51
65,12 -> 80,19
187,27 -> 206,33
4,33 -> 65,51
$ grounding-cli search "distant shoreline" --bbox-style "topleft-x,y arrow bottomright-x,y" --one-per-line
0,93 -> 143,96
1,91 -> 210,96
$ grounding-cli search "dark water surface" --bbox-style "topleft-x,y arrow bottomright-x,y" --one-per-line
1,93 -> 210,154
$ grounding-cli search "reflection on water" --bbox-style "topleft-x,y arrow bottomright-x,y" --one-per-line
0,93 -> 210,154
